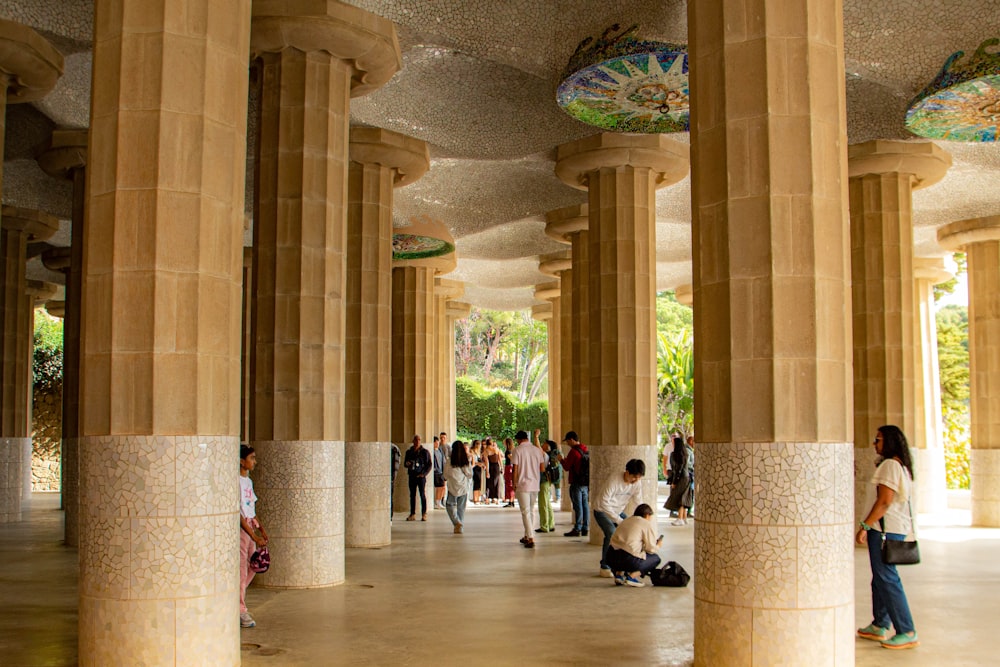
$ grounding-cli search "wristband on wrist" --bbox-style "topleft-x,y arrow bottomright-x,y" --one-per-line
859,521 -> 872,531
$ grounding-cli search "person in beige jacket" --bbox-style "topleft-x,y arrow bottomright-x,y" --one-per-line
605,503 -> 663,587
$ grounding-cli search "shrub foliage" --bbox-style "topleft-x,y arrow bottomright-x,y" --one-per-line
455,376 -> 548,441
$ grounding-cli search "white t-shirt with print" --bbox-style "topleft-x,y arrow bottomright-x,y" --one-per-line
870,458 -> 912,535
240,475 -> 257,520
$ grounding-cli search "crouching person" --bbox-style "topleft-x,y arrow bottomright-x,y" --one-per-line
606,503 -> 662,588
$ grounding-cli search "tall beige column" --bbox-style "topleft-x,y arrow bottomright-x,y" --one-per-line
545,207 -> 589,441
540,245 -> 573,510
444,301 -> 471,439
390,218 -> 455,513
0,208 -> 58,523
249,2 -> 400,586
534,281 -> 561,438
38,129 -> 88,545
848,140 -> 951,522
912,256 -> 954,512
241,247 -> 252,442
938,216 -> 1000,526
435,279 -> 465,439
556,134 -> 688,545
344,128 -> 428,547
0,21 -> 62,525
689,2 -> 854,663
78,2 -> 251,663
23,279 -> 58,505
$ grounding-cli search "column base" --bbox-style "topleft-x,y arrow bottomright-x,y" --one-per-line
971,449 -> 1000,527
913,446 -> 948,514
588,444 -> 658,546
0,437 -> 28,523
252,439 -> 345,588
695,441 -> 854,666
345,441 -> 391,548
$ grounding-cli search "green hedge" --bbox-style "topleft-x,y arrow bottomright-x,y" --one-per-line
456,376 -> 548,441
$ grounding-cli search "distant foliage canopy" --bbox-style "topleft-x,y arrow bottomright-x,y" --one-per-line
33,310 -> 63,393
455,376 -> 548,441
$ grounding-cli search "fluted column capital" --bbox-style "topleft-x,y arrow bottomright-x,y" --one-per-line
37,129 -> 88,179
45,300 -> 65,319
350,127 -> 430,187
938,215 -> 1000,250
674,283 -> 693,307
534,281 -> 560,303
26,279 -> 57,306
847,140 -> 951,190
0,206 -> 58,241
555,133 -> 689,191
544,204 -> 588,244
41,246 -> 71,274
445,301 -> 471,320
250,0 -> 401,97
0,18 -> 63,102
913,256 -> 957,285
434,277 -> 464,301
392,216 -> 456,275
538,249 -> 571,276
531,302 -> 553,321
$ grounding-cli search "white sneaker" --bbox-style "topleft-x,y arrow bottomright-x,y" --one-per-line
671,519 -> 685,526
600,569 -> 613,578
240,612 -> 256,628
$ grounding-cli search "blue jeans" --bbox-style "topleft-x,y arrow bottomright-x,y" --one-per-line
594,510 -> 618,570
445,492 -> 467,527
606,546 -> 661,577
570,484 -> 589,531
866,531 -> 915,634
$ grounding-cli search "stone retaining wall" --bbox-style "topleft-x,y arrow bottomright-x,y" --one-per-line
32,387 -> 61,491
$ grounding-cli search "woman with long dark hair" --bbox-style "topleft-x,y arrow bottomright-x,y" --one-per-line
663,436 -> 692,525
484,438 -> 502,504
444,440 -> 474,533
855,425 -> 919,650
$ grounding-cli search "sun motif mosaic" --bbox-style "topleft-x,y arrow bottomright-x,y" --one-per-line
391,233 -> 455,260
557,24 -> 688,134
906,38 -> 1000,141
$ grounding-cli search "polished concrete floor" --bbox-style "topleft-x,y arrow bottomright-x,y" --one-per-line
1,492 -> 997,666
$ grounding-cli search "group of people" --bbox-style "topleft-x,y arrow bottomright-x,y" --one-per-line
239,421 -> 922,650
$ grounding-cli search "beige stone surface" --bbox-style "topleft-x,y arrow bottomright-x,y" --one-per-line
0,18 -> 63,103
847,140 -> 951,190
688,1 -> 854,662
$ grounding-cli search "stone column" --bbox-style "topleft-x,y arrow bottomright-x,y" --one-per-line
556,134 -> 689,546
545,207 -> 589,442
390,217 -> 455,513
38,129 -> 88,545
540,246 -> 573,511
249,2 -> 400,586
344,128 -> 428,546
938,216 -> 1000,526
78,2 -> 251,664
435,279 -> 465,439
688,2 -> 855,663
23,280 -> 58,505
0,208 -> 58,523
534,281 -> 561,439
241,247 -> 252,442
444,301 -> 471,439
0,21 -> 62,525
675,284 -> 694,307
912,256 -> 954,512
848,140 -> 951,522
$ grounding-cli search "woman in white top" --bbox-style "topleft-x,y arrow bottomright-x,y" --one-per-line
444,440 -> 474,534
855,425 -> 919,650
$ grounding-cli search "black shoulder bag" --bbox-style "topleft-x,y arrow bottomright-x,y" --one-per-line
881,496 -> 920,566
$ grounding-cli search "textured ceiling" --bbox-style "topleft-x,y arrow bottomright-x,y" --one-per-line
2,0 -> 999,311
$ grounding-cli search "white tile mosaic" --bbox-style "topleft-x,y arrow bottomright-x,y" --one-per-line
588,444 -> 659,545
345,440 -> 391,547
0,437 -> 27,522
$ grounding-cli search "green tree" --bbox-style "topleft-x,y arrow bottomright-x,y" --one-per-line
656,328 -> 694,445
33,309 -> 63,392
656,290 -> 693,337
937,304 -> 969,489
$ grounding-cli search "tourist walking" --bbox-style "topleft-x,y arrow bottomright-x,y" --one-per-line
239,444 -> 269,629
485,438 -> 503,504
511,430 -> 547,548
856,425 -> 920,650
663,436 -> 693,525
404,435 -> 432,521
444,440 -> 474,534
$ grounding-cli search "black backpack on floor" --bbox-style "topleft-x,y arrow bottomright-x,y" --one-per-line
650,561 -> 690,587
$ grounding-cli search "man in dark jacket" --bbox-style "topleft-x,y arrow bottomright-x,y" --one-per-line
404,435 -> 432,521
558,430 -> 590,536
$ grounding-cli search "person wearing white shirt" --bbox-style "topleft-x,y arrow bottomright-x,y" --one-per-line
592,459 -> 645,577
606,503 -> 663,587
511,429 -> 547,549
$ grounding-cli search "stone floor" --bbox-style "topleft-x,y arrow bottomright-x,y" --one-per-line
1,492 -> 997,666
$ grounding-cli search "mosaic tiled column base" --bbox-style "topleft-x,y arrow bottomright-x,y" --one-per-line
345,441 -> 391,548
252,440 -> 345,587
78,435 -> 240,667
63,436 -> 78,545
694,441 -> 855,666
0,437 -> 27,522
971,449 -> 1000,527
20,438 -> 32,504
913,445 -> 947,514
588,444 -> 659,546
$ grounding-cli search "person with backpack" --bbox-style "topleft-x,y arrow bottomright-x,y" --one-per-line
535,431 -> 560,533
557,430 -> 590,537
606,503 -> 663,587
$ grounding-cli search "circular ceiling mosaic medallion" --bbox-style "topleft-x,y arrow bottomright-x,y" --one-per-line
906,38 -> 1000,142
557,25 -> 688,134
392,234 -> 455,260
